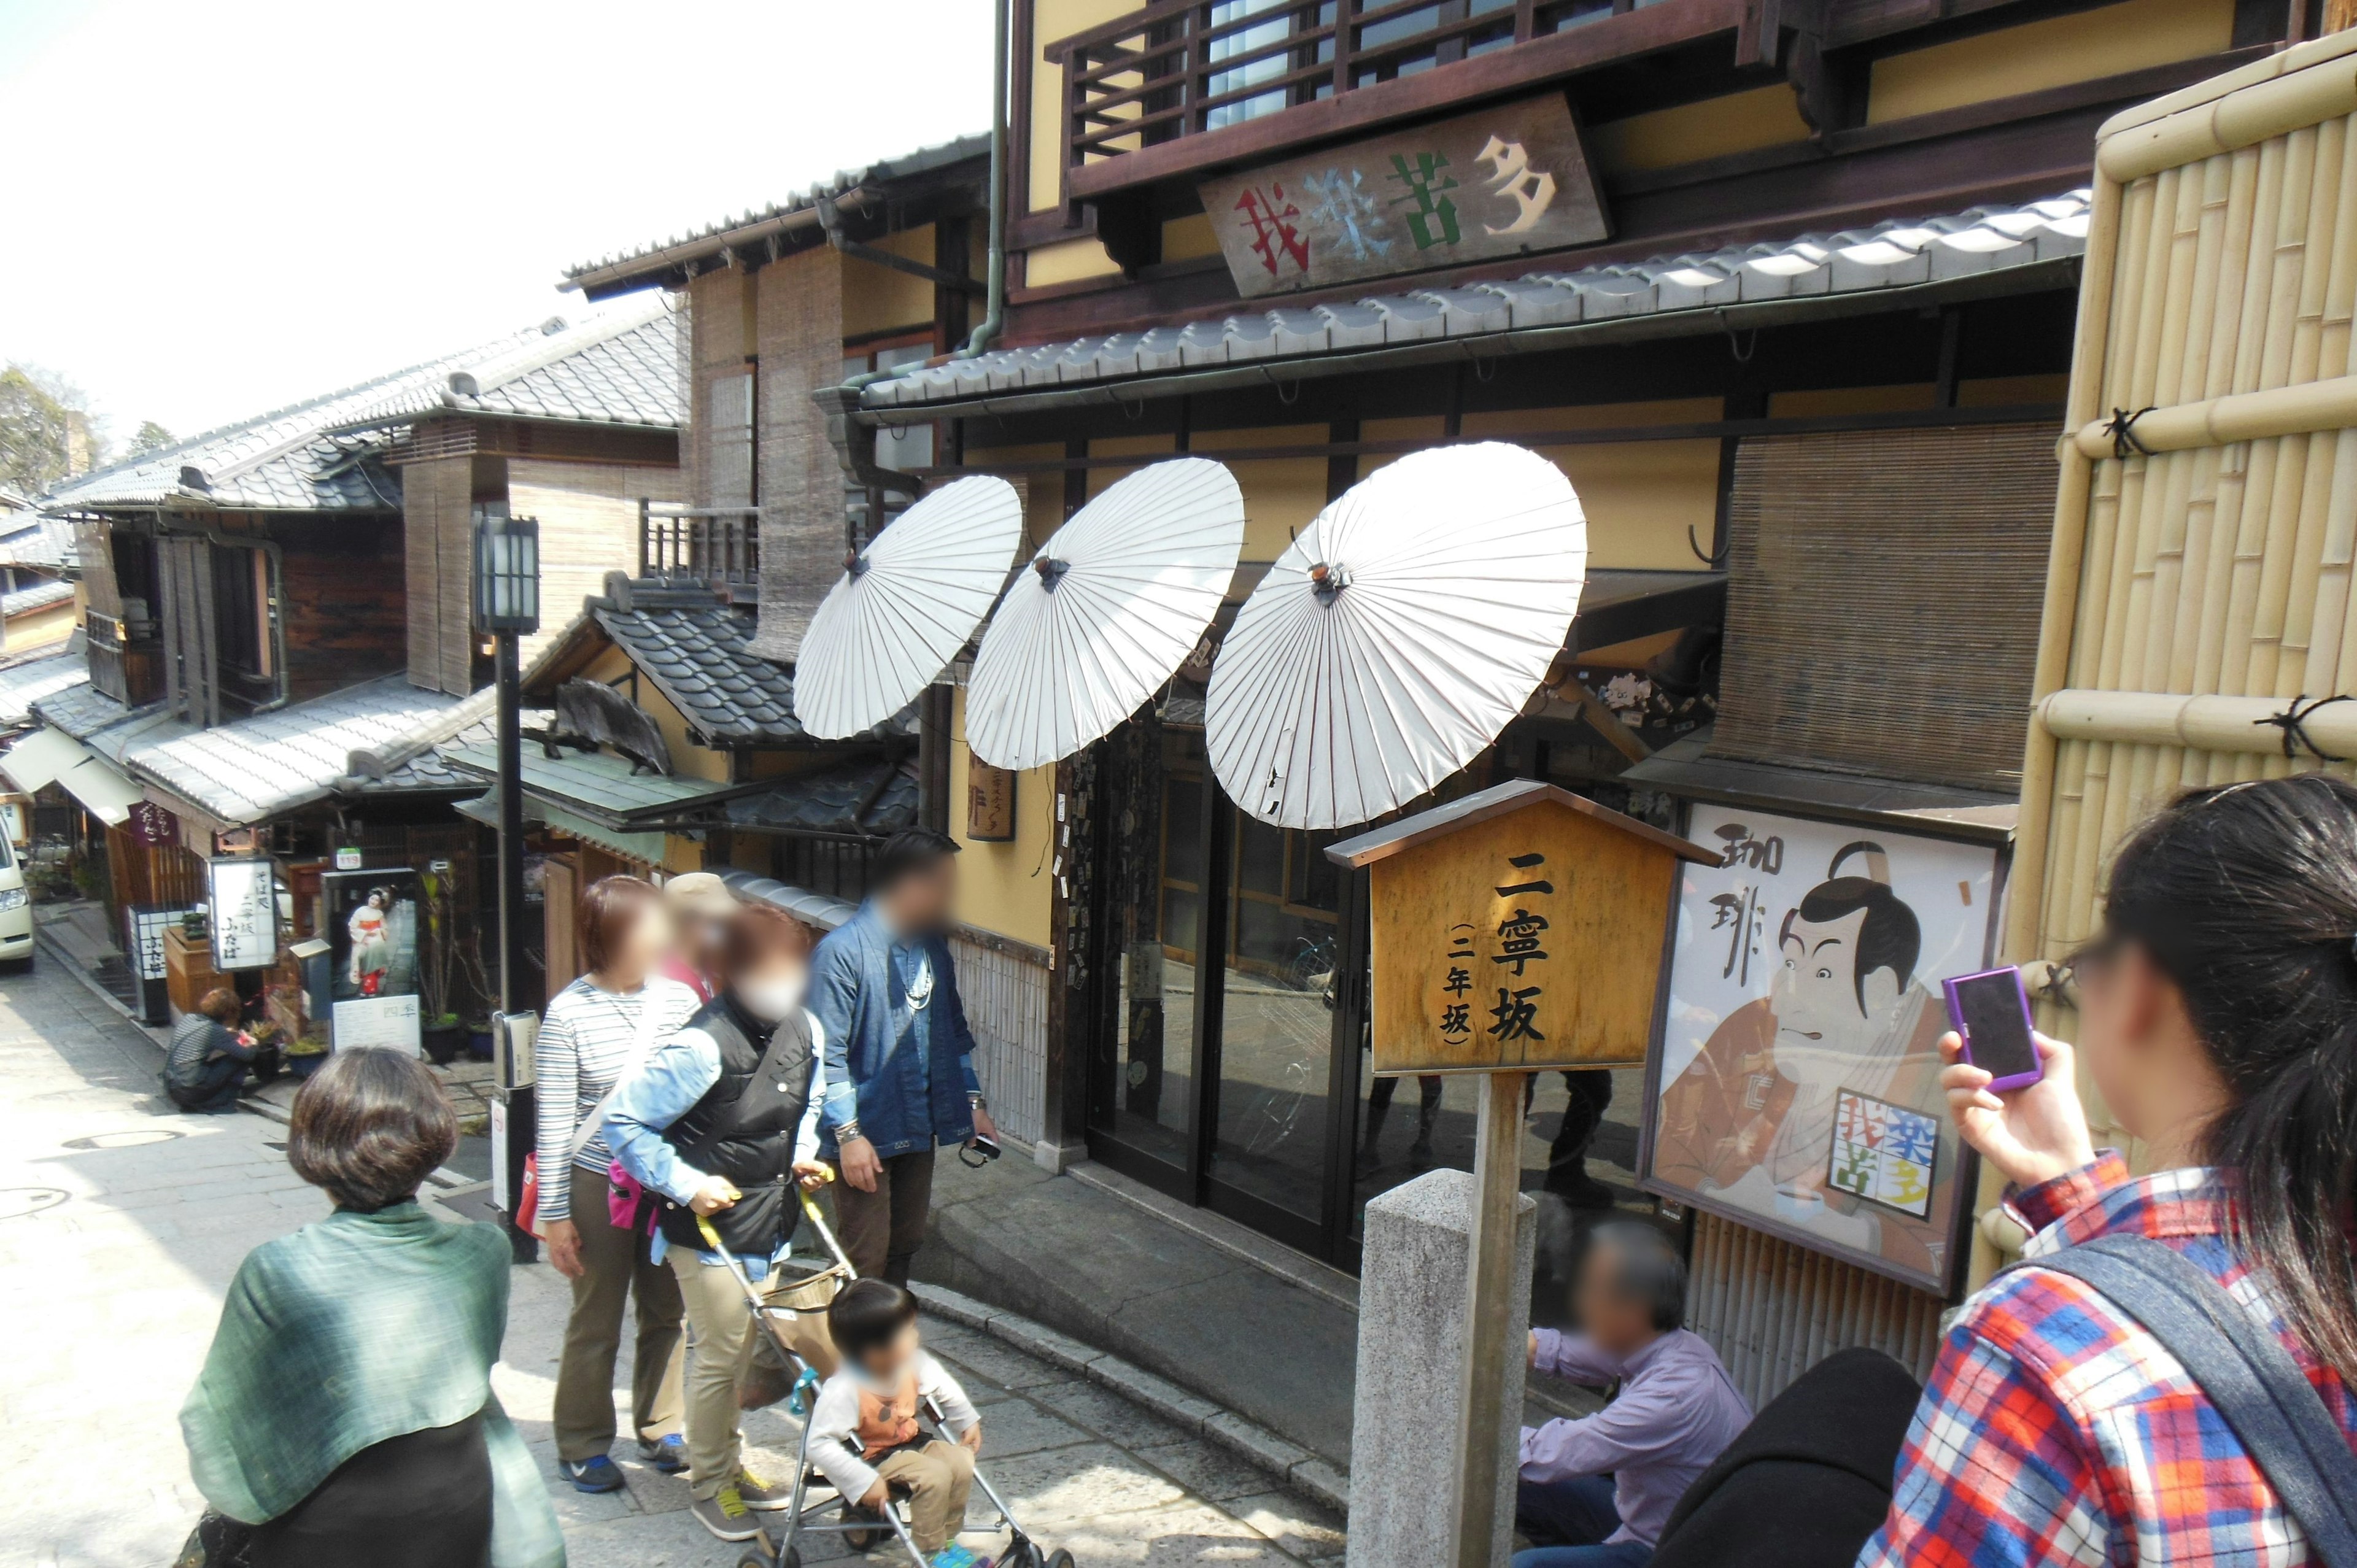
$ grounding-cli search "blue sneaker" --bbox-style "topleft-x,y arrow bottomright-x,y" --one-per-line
639,1434 -> 689,1474
562,1454 -> 626,1493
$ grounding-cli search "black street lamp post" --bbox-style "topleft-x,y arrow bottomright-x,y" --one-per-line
473,509 -> 540,1264
472,509 -> 540,1015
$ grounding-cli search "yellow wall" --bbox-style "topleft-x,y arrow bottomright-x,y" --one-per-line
582,643 -> 732,784
1026,236 -> 1124,287
1867,0 -> 2232,123
3,590 -> 79,652
966,444 -> 1062,547
840,223 -> 941,340
1029,0 -> 1141,212
1458,403 -> 1722,571
1163,212 -> 1220,262
1083,433 -> 1179,500
1768,384 -> 1937,417
1190,423 -> 1331,563
949,684 -> 1055,948
1587,84 -> 1814,176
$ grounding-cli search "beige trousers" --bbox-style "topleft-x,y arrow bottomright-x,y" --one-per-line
553,1165 -> 684,1461
874,1440 -> 977,1554
670,1249 -> 838,1499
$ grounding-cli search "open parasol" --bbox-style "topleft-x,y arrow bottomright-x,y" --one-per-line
1206,442 -> 1587,830
793,475 -> 1026,740
965,457 -> 1246,772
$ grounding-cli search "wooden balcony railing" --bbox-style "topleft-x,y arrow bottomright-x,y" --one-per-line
1044,0 -> 1747,201
640,503 -> 761,595
85,609 -> 162,708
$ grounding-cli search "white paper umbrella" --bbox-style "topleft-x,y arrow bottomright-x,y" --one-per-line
794,475 -> 1026,740
966,457 -> 1246,771
1207,442 -> 1587,830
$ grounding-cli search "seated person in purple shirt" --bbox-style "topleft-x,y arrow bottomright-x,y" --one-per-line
1517,1223 -> 1751,1568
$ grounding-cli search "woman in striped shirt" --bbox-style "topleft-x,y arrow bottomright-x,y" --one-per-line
536,874 -> 702,1494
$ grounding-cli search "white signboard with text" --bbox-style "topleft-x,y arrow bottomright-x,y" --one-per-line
333,993 -> 422,1054
207,857 -> 277,971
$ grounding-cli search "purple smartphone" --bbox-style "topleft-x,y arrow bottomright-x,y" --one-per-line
1942,966 -> 2044,1092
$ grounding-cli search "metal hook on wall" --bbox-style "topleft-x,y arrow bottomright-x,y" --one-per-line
1714,308 -> 1758,365
1261,366 -> 1302,406
1686,522 -> 1730,568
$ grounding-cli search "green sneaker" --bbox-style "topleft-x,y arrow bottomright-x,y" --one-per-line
690,1483 -> 762,1542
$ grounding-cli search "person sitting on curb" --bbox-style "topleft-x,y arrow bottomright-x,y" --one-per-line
165,988 -> 260,1114
806,1278 -> 988,1568
1517,1222 -> 1751,1568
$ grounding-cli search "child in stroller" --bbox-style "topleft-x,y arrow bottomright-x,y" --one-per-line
808,1278 -> 989,1568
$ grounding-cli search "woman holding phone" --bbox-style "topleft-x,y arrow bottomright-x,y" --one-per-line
1862,774 -> 2357,1567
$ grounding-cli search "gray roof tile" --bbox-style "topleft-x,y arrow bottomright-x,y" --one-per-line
861,191 -> 2092,409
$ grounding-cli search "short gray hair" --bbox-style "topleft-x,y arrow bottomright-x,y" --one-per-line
1588,1221 -> 1687,1332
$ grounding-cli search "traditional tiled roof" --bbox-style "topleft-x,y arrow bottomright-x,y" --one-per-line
120,676 -> 484,827
0,510 -> 77,570
581,581 -> 917,746
860,192 -> 2093,409
3,579 -> 75,618
563,133 -> 990,296
45,304 -> 683,516
332,293 -> 681,433
724,756 -> 918,836
34,679 -> 134,741
0,652 -> 93,729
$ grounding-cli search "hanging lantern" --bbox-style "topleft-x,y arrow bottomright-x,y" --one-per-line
472,509 -> 541,635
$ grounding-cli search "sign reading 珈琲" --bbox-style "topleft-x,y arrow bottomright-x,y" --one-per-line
1196,93 -> 1608,299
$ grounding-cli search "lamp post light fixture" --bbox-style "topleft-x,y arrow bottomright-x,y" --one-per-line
472,509 -> 539,1025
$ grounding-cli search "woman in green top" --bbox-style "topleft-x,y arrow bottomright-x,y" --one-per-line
180,1048 -> 564,1568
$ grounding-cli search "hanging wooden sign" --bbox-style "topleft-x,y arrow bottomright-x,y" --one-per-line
1197,92 -> 1608,299
126,799 -> 177,848
1328,779 -> 1718,1075
967,762 -> 1017,842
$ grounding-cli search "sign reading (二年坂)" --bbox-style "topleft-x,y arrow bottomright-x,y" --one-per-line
1328,781 -> 1715,1076
967,762 -> 1017,842
1196,93 -> 1608,299
207,857 -> 278,972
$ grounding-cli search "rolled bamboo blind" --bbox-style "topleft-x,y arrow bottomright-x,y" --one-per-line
2008,33 -> 2357,1212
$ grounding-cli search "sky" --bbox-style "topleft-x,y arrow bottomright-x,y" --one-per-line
0,0 -> 994,451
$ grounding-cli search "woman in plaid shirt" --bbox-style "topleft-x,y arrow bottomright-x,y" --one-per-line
1864,776 -> 2357,1568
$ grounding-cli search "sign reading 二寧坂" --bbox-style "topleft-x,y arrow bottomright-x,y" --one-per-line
1196,93 -> 1608,299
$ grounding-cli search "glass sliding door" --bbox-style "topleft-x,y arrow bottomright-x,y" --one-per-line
1205,807 -> 1342,1227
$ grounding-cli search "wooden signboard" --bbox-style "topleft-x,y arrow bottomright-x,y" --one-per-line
966,762 -> 1017,842
1197,92 -> 1608,299
1329,779 -> 1718,1075
1328,779 -> 1717,1568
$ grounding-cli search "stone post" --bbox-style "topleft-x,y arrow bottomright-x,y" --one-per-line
1348,1167 -> 1537,1568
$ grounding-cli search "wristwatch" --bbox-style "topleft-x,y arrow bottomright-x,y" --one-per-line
967,1092 -> 988,1111
838,1120 -> 864,1143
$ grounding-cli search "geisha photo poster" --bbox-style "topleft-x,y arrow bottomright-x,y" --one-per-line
323,867 -> 422,1051
1641,805 -> 2001,1294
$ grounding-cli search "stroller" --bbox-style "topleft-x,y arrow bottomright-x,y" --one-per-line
695,1186 -> 1075,1568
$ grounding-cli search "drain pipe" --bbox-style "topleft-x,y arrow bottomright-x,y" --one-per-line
813,0 -> 1011,519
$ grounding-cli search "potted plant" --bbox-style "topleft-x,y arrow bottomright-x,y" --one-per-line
421,1012 -> 465,1065
284,1025 -> 330,1079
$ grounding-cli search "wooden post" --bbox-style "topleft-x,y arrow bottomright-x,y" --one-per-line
1451,1068 -> 1526,1568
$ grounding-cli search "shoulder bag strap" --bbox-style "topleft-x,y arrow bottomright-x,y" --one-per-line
563,991 -> 668,1164
2015,1232 -> 2357,1568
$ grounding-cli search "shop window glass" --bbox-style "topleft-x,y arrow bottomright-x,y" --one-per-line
1099,726 -> 1204,1172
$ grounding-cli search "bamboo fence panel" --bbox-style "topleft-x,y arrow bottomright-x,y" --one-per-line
1999,34 -> 2357,1283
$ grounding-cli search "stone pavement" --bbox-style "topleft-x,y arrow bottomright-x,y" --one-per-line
0,954 -> 1347,1567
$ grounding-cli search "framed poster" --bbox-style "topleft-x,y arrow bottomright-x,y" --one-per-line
207,857 -> 279,971
323,868 -> 422,1053
1641,805 -> 2000,1295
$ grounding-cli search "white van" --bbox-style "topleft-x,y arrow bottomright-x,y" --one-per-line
0,831 -> 34,967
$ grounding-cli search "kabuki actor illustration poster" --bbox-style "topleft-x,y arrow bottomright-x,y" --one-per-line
323,868 -> 422,1052
1644,807 -> 1999,1292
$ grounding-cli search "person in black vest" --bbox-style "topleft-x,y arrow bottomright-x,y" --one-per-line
605,902 -> 836,1544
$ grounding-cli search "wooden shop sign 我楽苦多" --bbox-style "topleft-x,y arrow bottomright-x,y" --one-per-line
1196,93 -> 1608,299
1326,780 -> 1717,1076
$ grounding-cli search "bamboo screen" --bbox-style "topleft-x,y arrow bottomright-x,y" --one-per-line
2011,34 -> 2357,1069
1991,34 -> 2357,1210
1712,425 -> 2054,791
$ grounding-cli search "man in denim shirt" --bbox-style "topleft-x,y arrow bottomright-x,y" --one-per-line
811,828 -> 997,1284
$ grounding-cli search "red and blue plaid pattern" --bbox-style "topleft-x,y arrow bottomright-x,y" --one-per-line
1859,1154 -> 2357,1568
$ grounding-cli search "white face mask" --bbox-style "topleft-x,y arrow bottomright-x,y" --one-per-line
737,973 -> 807,1022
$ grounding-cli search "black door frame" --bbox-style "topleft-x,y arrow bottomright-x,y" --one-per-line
1080,753 -> 1373,1265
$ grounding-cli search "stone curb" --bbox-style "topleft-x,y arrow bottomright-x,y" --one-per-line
911,1281 -> 1349,1514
